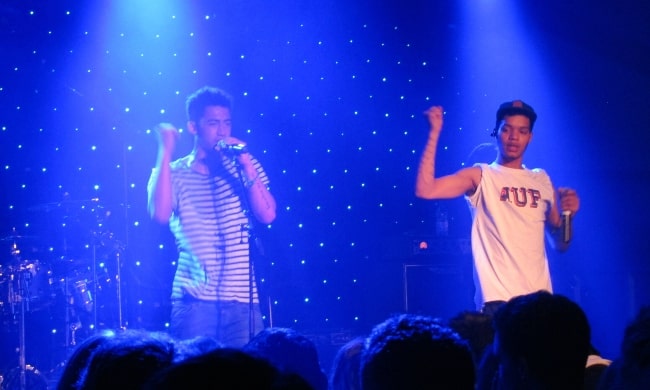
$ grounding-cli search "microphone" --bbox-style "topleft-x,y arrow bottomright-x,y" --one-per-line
214,139 -> 249,155
561,210 -> 572,244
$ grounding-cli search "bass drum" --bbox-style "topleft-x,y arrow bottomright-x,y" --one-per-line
59,274 -> 95,314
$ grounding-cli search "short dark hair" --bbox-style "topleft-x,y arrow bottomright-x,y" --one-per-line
493,291 -> 590,388
360,313 -> 475,390
76,330 -> 175,390
185,86 -> 233,123
243,327 -> 328,390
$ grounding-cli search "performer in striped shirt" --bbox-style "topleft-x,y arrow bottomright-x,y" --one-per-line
147,86 -> 277,347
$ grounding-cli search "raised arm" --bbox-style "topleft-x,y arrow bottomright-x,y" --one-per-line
415,106 -> 480,199
147,123 -> 179,224
236,152 -> 277,225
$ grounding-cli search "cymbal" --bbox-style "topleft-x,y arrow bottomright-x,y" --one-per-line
0,234 -> 38,242
54,257 -> 92,265
51,257 -> 93,276
28,198 -> 102,213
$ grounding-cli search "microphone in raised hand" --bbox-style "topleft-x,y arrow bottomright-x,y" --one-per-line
214,139 -> 248,157
214,139 -> 248,155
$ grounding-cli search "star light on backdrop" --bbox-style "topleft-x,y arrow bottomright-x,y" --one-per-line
1,0 -> 650,378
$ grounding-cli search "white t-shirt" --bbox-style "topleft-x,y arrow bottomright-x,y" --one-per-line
466,163 -> 555,309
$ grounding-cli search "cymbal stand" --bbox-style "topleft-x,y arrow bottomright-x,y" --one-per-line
107,238 -> 126,330
4,240 -> 38,390
90,233 -> 126,331
115,249 -> 124,330
15,268 -> 29,390
64,277 -> 83,347
91,243 -> 98,331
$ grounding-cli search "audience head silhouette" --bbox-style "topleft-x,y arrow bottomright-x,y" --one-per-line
492,290 -> 591,389
597,305 -> 650,389
328,336 -> 365,390
74,329 -> 175,390
56,331 -> 115,390
243,327 -> 327,390
360,313 -> 475,390
447,310 -> 494,367
144,347 -> 312,389
172,335 -> 222,363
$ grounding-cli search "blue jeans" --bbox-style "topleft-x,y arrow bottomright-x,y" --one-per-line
170,299 -> 264,348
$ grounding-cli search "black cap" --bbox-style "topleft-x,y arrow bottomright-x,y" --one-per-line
493,100 -> 537,136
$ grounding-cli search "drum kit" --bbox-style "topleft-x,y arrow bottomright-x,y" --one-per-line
0,198 -> 127,390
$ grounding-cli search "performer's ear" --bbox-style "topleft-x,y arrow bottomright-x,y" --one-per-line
187,120 -> 198,135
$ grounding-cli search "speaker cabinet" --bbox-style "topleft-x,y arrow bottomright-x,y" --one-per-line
402,258 -> 474,321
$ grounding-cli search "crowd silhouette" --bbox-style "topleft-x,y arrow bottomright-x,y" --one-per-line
26,290 -> 646,389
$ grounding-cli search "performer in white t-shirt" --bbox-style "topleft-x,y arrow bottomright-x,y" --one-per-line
415,100 -> 580,315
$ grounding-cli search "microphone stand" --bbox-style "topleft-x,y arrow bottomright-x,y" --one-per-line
223,151 -> 265,341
